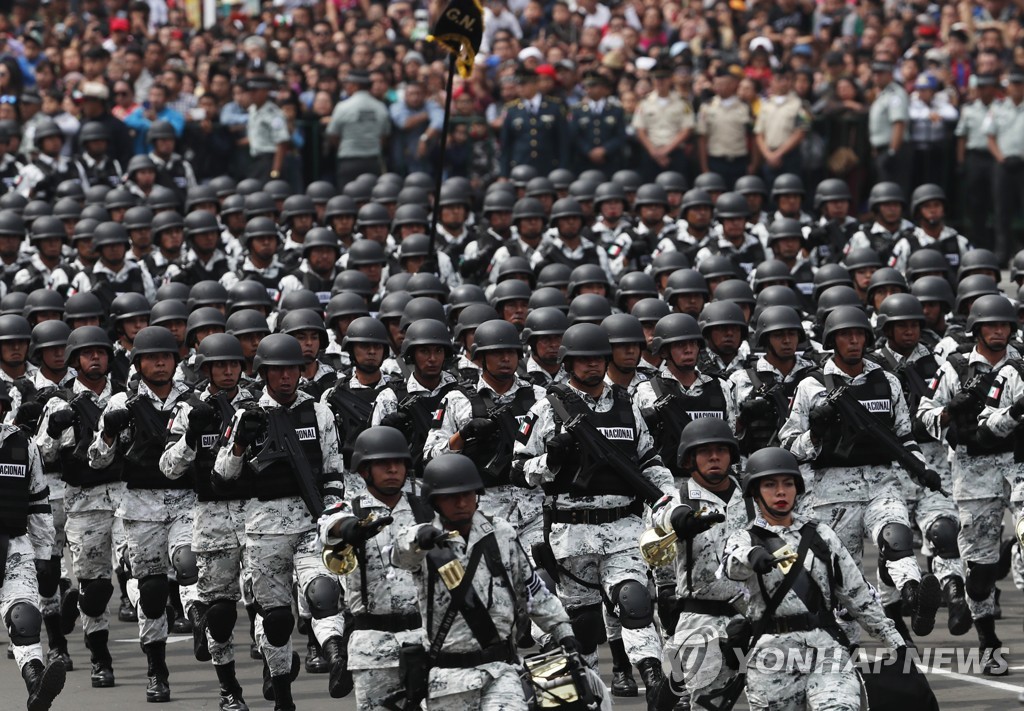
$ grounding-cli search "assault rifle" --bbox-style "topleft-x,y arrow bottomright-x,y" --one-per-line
945,373 -> 988,450
251,408 -> 325,521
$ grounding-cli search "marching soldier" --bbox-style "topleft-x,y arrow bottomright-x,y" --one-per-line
806,179 -> 860,267
779,306 -> 944,644
147,120 -> 197,204
214,334 -> 345,711
36,327 -> 123,689
74,122 -> 123,189
512,323 -> 671,710
520,307 -> 570,387
602,314 -> 650,394
68,222 -> 157,306
846,182 -> 915,266
888,184 -> 972,274
88,326 -> 196,702
918,295 -> 1021,673
648,419 -> 749,710
724,447 -> 907,711
392,454 -> 587,710
159,333 -> 255,710
499,67 -> 570,178
654,188 -> 713,264
14,118 -> 87,202
0,382 -> 68,711
694,192 -> 765,278
317,426 -> 428,709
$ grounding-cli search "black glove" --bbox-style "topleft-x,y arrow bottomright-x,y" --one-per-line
188,401 -> 217,435
914,467 -> 944,493
381,410 -> 411,433
47,409 -> 76,438
808,402 -> 836,440
748,546 -> 778,575
545,432 -> 576,469
102,408 -> 130,439
337,515 -> 394,544
1009,396 -> 1024,420
14,401 -> 43,428
640,405 -> 663,432
740,397 -> 774,422
233,409 -> 265,448
670,505 -> 726,539
946,390 -> 976,414
460,417 -> 498,442
415,525 -> 449,551
558,636 -> 581,654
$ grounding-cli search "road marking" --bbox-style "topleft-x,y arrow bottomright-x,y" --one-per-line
921,664 -> 1024,693
114,636 -> 191,645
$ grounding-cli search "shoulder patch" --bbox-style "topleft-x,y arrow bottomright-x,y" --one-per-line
516,412 -> 537,444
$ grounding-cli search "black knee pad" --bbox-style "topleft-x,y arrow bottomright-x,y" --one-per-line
5,602 -> 42,646
966,562 -> 999,602
263,606 -> 294,648
205,599 -> 238,644
925,517 -> 960,560
36,557 -> 60,598
79,578 -> 115,618
567,604 -> 606,654
171,547 -> 199,586
877,522 -> 915,562
304,576 -> 342,620
138,574 -> 170,620
613,579 -> 655,630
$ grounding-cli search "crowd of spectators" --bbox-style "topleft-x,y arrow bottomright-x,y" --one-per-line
0,0 -> 1023,236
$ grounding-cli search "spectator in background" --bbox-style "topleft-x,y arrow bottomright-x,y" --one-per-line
571,71 -> 626,178
755,64 -> 810,186
697,65 -> 754,188
868,59 -> 911,199
632,63 -> 691,182
815,74 -> 870,206
908,72 -> 958,192
956,74 -> 1000,251
325,69 -> 390,186
124,83 -> 184,156
75,81 -> 134,168
987,68 -> 1024,264
389,80 -> 443,176
111,80 -> 139,121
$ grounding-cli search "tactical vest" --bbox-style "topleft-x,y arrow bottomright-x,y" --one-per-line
0,429 -> 34,536
703,236 -> 765,277
460,231 -> 504,283
87,265 -> 146,312
188,393 -> 253,502
123,390 -> 183,489
12,263 -> 76,296
30,158 -> 80,203
861,224 -> 907,266
791,261 -> 816,312
326,382 -> 378,469
173,258 -> 231,287
155,156 -> 189,197
299,369 -> 338,402
460,386 -> 536,488
812,220 -> 858,265
812,369 -> 897,468
652,375 -> 728,478
109,351 -> 130,388
545,383 -> 640,497
670,236 -> 703,265
537,241 -> 601,271
251,398 -> 324,501
237,270 -> 281,302
946,354 -> 1014,455
298,270 -> 335,306
869,349 -> 939,443
60,393 -> 123,488
389,380 -> 462,478
79,157 -> 121,189
0,159 -> 19,193
739,367 -> 813,454
900,233 -> 963,269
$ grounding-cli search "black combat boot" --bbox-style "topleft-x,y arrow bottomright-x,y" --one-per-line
975,616 -> 1007,676
23,656 -> 66,711
304,629 -> 328,673
944,577 -> 972,636
637,656 -> 665,711
86,630 -> 115,688
906,573 -> 941,636
609,638 -> 638,697
270,674 -> 296,711
42,614 -> 72,671
214,661 -> 249,711
143,641 -> 171,702
322,636 -> 353,698
189,601 -> 211,661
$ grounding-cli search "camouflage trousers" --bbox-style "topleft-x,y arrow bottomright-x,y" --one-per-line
426,662 -> 527,710
65,509 -> 120,634
956,496 -> 1006,619
247,528 -> 343,676
197,546 -> 246,666
353,666 -> 404,711
480,485 -> 544,551
38,497 -> 67,617
2,536 -> 44,669
744,629 -> 860,711
557,549 -> 662,665
294,587 -> 346,648
664,612 -> 739,703
123,515 -> 199,645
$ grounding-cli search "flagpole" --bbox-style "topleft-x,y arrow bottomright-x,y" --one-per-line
426,53 -> 458,270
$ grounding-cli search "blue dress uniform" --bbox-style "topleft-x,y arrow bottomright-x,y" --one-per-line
570,74 -> 626,177
500,72 -> 570,178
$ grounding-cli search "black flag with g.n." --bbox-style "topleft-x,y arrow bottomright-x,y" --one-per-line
428,0 -> 484,77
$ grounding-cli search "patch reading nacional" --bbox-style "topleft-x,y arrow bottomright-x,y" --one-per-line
686,411 -> 725,420
597,426 -> 634,440
857,399 -> 891,413
0,463 -> 27,478
295,427 -> 317,441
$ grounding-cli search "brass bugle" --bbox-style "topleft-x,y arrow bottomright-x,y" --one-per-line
322,543 -> 358,575
640,527 -> 678,568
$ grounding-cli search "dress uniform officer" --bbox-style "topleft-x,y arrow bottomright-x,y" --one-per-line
779,307 -> 944,644
724,448 -> 907,711
317,426 -> 427,711
499,66 -> 570,178
0,382 -> 68,711
159,333 -> 255,710
986,66 -> 1024,264
88,326 -> 197,703
35,326 -> 123,689
571,71 -> 625,177
214,334 -> 345,711
633,62 -> 694,183
392,454 -> 589,711
696,66 -> 753,190
918,295 -> 1021,673
513,323 -> 671,710
955,73 -> 1000,251
868,60 -> 911,199
246,75 -> 290,183
648,419 -> 749,710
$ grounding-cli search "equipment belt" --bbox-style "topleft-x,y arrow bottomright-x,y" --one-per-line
352,612 -> 422,632
546,501 -> 643,525
675,598 -> 737,617
433,639 -> 516,669
762,612 -> 825,635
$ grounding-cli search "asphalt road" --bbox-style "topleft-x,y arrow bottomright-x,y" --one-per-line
2,551 -> 1024,710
